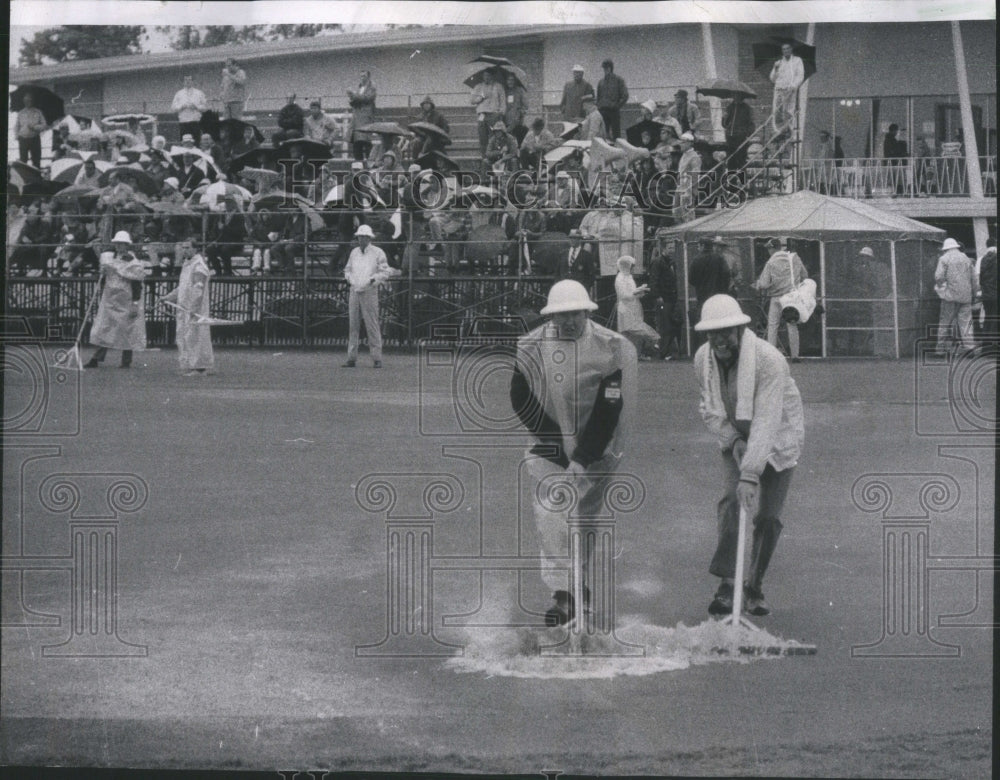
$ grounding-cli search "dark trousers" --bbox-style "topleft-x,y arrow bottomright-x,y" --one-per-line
982,300 -> 998,344
19,135 -> 42,168
352,140 -> 372,161
89,347 -> 133,366
656,300 -> 680,358
178,121 -> 202,142
710,454 -> 793,588
598,108 -> 621,140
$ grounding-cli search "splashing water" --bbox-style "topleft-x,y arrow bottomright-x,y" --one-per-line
445,615 -> 814,679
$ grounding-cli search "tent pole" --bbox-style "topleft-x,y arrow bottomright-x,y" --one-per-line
890,240 -> 900,359
683,240 -> 691,357
819,240 -> 827,358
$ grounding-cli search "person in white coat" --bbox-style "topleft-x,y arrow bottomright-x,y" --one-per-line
769,42 -> 805,132
85,231 -> 148,369
694,294 -> 804,617
614,255 -> 658,359
510,279 -> 638,628
161,240 -> 214,375
343,224 -> 395,368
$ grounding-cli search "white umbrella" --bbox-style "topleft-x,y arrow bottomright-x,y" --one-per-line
197,180 -> 252,208
50,157 -> 111,184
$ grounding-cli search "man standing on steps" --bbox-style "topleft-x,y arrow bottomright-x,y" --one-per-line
596,59 -> 629,141
769,42 -> 804,133
172,75 -> 208,142
693,294 -> 804,618
343,225 -> 395,369
559,65 -> 594,123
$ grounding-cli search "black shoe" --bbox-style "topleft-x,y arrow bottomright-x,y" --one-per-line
708,581 -> 734,616
373,360 -> 382,369
83,359 -> 100,369
743,583 -> 771,616
119,363 -> 131,369
342,360 -> 356,368
544,589 -> 575,627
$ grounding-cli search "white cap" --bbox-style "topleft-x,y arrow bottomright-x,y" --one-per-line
859,246 -> 874,257
111,230 -> 132,244
641,99 -> 657,115
164,177 -> 180,189
940,237 -> 961,251
617,255 -> 636,268
351,161 -> 364,171
572,64 -> 585,72
680,132 -> 695,142
540,279 -> 598,315
695,294 -> 751,331
355,224 -> 375,237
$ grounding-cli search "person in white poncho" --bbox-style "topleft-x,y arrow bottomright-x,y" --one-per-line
161,240 -> 214,375
85,231 -> 148,369
694,294 -> 804,618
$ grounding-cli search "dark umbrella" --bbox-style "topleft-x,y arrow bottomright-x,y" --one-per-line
9,85 -> 65,125
274,137 -> 332,162
463,62 -> 527,89
9,161 -> 44,193
752,37 -> 818,81
469,55 -> 514,67
252,191 -> 324,230
98,165 -> 160,196
217,117 -> 265,144
696,79 -> 758,100
408,121 -> 451,145
53,184 -> 103,203
416,150 -> 460,173
101,112 -> 156,127
228,144 -> 276,175
199,109 -> 221,140
359,121 -> 409,137
20,180 -> 70,199
626,119 -> 662,150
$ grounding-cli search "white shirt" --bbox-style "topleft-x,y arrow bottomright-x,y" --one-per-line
171,87 -> 208,122
344,243 -> 391,291
771,55 -> 805,90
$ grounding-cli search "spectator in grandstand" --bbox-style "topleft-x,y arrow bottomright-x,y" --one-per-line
596,59 -> 629,141
15,91 -> 48,168
272,94 -> 306,146
206,200 -> 247,277
172,75 -> 208,141
579,94 -> 606,142
674,132 -> 701,222
73,158 -> 103,188
503,72 -> 529,146
723,94 -> 754,171
559,65 -> 594,123
9,201 -> 57,276
52,124 -> 77,160
230,124 -> 262,161
348,70 -> 378,161
176,150 -> 207,196
471,69 -> 506,158
769,42 -> 804,132
520,117 -> 560,171
304,100 -> 340,148
199,133 -> 226,171
84,230 -> 148,369
665,89 -> 700,137
485,120 -> 520,174
221,58 -> 248,120
161,239 -> 215,375
343,224 -> 394,368
418,96 -> 450,137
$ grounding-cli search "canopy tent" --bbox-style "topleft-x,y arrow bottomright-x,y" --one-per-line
658,190 -> 946,359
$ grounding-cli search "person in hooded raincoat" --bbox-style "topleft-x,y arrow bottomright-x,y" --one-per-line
85,230 -> 148,368
161,240 -> 215,375
510,279 -> 638,627
614,255 -> 659,359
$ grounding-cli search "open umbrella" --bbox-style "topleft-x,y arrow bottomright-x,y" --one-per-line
196,180 -> 253,209
227,144 -> 275,174
9,161 -> 44,193
322,183 -> 386,208
98,165 -> 159,196
416,150 -> 460,173
469,55 -> 515,67
274,137 -> 332,162
408,121 -> 451,145
556,121 -> 581,140
252,190 -> 325,230
10,85 -> 65,125
752,37 -> 818,81
626,119 -> 662,150
101,113 -> 156,127
217,117 -> 264,144
50,157 -> 112,184
238,166 -> 283,192
52,183 -> 102,203
359,121 -> 409,137
20,180 -> 70,199
463,62 -> 527,89
696,79 -> 758,100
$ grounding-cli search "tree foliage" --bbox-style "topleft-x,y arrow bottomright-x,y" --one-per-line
158,24 -> 343,50
18,26 -> 145,66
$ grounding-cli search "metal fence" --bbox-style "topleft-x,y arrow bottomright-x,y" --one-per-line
799,155 -> 997,198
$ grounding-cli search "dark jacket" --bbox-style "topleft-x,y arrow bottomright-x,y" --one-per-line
647,249 -> 678,302
688,251 -> 731,304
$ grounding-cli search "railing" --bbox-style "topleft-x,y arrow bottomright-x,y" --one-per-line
799,155 -> 997,199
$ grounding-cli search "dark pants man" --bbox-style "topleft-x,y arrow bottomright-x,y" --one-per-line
598,108 -> 621,141
710,456 -> 792,589
19,136 -> 42,168
87,347 -> 133,368
656,299 -> 681,358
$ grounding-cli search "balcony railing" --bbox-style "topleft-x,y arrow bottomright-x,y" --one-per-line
799,155 -> 997,199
